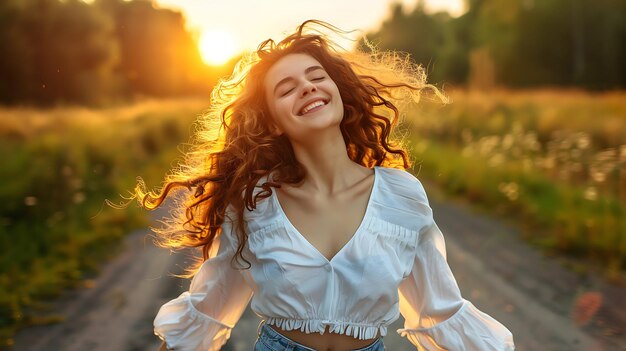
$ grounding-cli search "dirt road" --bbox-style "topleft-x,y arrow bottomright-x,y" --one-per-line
11,183 -> 626,351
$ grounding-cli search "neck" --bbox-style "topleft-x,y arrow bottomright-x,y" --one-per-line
287,127 -> 371,195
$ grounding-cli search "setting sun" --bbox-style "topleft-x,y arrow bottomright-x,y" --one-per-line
199,29 -> 238,66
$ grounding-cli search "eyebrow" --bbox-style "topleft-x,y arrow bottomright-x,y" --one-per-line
273,65 -> 325,94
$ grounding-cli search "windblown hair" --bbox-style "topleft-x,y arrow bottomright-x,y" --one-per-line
131,20 -> 446,277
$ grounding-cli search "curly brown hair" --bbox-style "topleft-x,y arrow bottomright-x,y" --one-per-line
129,19 -> 446,277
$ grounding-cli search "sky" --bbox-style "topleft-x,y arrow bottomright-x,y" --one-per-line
153,0 -> 465,64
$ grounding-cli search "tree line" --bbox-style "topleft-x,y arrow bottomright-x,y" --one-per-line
1,0 -> 624,106
361,0 -> 626,90
0,0 -> 233,106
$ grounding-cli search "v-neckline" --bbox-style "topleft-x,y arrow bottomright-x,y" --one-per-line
271,166 -> 379,264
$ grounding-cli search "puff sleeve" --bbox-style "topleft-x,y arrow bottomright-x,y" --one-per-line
396,185 -> 515,350
153,217 -> 254,351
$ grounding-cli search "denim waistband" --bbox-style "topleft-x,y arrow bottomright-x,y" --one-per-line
256,320 -> 384,351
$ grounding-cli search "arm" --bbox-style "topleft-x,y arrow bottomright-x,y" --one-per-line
153,218 -> 254,351
396,186 -> 514,350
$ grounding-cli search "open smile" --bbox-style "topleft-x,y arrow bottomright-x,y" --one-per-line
298,99 -> 329,116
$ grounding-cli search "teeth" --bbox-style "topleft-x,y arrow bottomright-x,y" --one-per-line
301,100 -> 326,115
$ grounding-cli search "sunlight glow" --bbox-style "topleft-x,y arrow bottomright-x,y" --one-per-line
199,29 -> 238,66
156,1 -> 465,54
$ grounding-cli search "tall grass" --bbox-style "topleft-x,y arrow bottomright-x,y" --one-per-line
406,89 -> 626,280
0,98 -> 209,348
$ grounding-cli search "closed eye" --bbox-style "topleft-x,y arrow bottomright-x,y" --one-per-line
281,88 -> 295,97
280,77 -> 324,97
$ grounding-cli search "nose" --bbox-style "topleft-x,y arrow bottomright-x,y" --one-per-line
300,80 -> 317,97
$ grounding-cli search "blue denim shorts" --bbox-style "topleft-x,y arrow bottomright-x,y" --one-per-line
253,320 -> 385,351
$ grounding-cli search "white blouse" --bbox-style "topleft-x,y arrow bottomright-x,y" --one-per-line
154,166 -> 515,351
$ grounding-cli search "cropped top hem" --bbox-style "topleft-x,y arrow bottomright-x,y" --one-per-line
396,300 -> 515,351
265,316 -> 387,340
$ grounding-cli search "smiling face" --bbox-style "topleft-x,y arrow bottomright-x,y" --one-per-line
263,53 -> 344,142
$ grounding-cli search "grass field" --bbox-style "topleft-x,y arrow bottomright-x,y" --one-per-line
405,89 -> 626,281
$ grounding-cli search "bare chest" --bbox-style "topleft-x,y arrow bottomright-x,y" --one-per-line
275,175 -> 375,262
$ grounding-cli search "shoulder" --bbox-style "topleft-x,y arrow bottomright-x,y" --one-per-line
376,166 -> 429,205
374,166 -> 432,231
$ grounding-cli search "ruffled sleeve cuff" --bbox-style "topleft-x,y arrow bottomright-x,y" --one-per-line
397,300 -> 515,351
154,291 -> 233,351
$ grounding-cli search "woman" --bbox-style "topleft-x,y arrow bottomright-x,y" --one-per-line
138,20 -> 515,351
